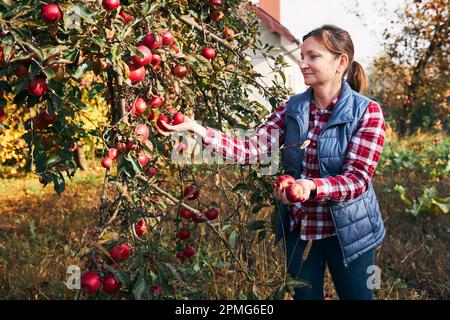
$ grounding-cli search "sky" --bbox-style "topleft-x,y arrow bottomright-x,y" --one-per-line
280,0 -> 406,70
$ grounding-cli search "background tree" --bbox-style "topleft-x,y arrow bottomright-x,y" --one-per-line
368,0 -> 449,136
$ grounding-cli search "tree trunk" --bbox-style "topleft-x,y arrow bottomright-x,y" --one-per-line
399,106 -> 412,136
75,144 -> 88,171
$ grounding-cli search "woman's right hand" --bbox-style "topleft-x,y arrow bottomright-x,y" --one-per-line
156,116 -> 205,138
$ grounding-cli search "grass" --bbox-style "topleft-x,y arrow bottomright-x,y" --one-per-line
0,147 -> 449,299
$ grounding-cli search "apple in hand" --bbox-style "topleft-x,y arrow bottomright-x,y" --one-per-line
275,175 -> 295,190
285,183 -> 304,203
172,112 -> 185,125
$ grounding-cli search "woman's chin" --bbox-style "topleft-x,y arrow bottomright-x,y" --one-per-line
303,78 -> 315,87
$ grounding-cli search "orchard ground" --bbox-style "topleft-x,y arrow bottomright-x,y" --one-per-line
0,133 -> 449,300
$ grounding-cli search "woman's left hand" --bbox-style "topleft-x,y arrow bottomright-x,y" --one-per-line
273,179 -> 317,205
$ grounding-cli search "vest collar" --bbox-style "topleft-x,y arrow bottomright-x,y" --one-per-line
286,81 -> 355,129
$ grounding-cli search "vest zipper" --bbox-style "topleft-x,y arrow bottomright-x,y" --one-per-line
316,133 -> 349,269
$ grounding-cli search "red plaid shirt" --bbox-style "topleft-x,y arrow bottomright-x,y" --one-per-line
202,96 -> 386,240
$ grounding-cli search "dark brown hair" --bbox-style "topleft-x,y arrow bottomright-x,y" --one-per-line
302,24 -> 368,94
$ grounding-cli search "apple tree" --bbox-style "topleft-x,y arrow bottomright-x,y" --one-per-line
0,0 -> 296,299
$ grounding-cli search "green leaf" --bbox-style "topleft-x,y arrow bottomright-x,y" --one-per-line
257,230 -> 266,243
124,154 -> 143,174
92,37 -> 107,49
24,42 -> 45,62
42,68 -> 56,80
228,230 -> 239,250
232,182 -> 248,192
69,4 -> 95,24
14,78 -> 28,94
431,197 -> 450,214
47,156 -> 62,167
108,267 -> 131,288
278,70 -> 286,84
132,272 -> 149,300
53,172 -> 66,194
248,220 -> 265,230
251,203 -> 266,214
74,62 -> 91,79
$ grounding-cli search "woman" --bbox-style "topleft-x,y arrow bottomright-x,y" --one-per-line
158,25 -> 386,300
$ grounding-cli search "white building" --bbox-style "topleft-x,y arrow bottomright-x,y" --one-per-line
248,0 -> 306,108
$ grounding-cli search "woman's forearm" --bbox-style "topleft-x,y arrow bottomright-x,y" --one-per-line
191,122 -> 207,139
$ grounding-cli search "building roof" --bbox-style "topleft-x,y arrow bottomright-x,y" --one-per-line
252,5 -> 301,46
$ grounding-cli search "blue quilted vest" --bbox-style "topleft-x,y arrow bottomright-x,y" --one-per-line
274,81 -> 385,267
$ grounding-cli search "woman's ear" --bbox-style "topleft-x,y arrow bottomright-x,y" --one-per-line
337,54 -> 349,74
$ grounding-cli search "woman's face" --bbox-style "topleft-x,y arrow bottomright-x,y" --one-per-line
300,36 -> 346,88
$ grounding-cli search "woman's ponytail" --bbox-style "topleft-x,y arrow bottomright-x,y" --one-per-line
346,60 -> 368,95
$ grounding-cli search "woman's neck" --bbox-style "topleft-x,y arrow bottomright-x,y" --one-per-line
312,81 -> 342,109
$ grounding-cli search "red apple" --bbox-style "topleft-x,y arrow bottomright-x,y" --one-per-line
41,4 -> 62,23
275,175 -> 295,190
150,96 -> 164,108
27,76 -> 48,96
285,183 -> 304,203
101,157 -> 113,168
132,97 -> 148,116
156,115 -> 171,132
102,273 -> 122,294
172,112 -> 185,125
178,228 -> 191,240
131,45 -> 152,67
109,243 -> 130,262
223,27 -> 235,39
127,62 -> 146,83
137,153 -> 149,167
176,251 -> 186,260
211,10 -> 224,21
143,33 -> 162,50
39,108 -> 57,125
126,139 -> 136,150
118,142 -> 127,152
119,9 -> 132,22
106,148 -> 118,160
170,44 -> 180,54
172,64 -> 189,78
40,135 -> 57,147
183,184 -> 199,200
81,271 -> 101,295
14,64 -> 29,78
161,31 -> 174,45
145,166 -> 157,177
201,47 -> 216,59
135,219 -> 148,236
0,108 -> 5,122
150,54 -> 162,68
209,0 -> 222,6
191,213 -> 204,223
147,111 -> 155,121
102,0 -> 120,11
183,246 -> 196,258
180,208 -> 192,220
134,123 -> 149,142
205,208 -> 219,220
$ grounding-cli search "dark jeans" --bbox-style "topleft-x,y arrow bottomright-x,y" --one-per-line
284,224 -> 377,300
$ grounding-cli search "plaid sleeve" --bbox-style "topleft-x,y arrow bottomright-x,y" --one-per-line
312,102 -> 386,202
202,104 -> 286,164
